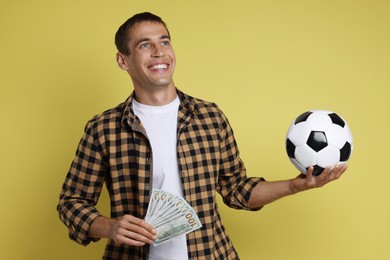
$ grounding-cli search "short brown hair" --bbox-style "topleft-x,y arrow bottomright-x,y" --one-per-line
115,12 -> 170,55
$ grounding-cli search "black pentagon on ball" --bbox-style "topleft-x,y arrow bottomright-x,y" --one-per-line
286,138 -> 296,158
307,131 -> 328,152
307,165 -> 325,177
294,111 -> 312,124
340,142 -> 352,161
328,113 -> 346,127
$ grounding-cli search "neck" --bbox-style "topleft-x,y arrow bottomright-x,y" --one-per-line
133,85 -> 177,106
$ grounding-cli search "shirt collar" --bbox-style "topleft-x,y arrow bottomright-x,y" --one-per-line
121,88 -> 198,130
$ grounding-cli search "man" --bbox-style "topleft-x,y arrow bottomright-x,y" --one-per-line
57,12 -> 347,259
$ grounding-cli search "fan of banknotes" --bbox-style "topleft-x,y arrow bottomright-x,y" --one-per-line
144,189 -> 202,246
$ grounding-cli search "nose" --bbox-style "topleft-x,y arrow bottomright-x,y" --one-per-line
152,44 -> 165,58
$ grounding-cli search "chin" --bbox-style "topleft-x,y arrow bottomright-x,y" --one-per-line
153,79 -> 174,88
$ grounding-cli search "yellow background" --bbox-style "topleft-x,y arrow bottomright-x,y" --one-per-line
1,0 -> 389,259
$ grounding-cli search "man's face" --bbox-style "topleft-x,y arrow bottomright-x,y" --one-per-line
118,21 -> 176,90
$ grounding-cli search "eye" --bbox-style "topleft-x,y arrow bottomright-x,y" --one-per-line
161,40 -> 170,46
139,42 -> 150,49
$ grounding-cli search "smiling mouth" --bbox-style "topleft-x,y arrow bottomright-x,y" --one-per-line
148,64 -> 168,71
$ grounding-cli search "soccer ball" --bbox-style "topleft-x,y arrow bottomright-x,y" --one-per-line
285,110 -> 353,176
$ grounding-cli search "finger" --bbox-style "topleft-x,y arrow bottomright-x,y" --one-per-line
317,166 -> 332,180
118,228 -> 155,245
115,233 -> 147,246
331,163 -> 348,179
124,215 -> 156,233
110,222 -> 149,246
120,215 -> 157,240
115,222 -> 156,245
340,163 -> 348,174
119,216 -> 157,243
306,166 -> 315,181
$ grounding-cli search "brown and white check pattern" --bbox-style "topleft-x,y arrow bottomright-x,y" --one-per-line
57,89 -> 264,259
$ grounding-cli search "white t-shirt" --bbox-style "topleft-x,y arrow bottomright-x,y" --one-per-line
133,96 -> 188,260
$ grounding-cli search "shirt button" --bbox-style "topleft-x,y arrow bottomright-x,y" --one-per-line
146,158 -> 152,162
145,185 -> 150,190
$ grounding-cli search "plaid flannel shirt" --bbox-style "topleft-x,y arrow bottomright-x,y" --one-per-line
57,89 -> 264,259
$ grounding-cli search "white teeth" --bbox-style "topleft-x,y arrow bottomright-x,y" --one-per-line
151,64 -> 167,70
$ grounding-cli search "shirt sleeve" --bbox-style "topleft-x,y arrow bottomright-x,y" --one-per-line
215,106 -> 265,211
57,120 -> 106,245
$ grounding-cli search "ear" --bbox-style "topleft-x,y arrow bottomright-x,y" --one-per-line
116,52 -> 130,71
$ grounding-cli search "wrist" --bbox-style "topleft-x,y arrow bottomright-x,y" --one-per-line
289,179 -> 299,195
89,216 -> 116,239
106,218 -> 117,239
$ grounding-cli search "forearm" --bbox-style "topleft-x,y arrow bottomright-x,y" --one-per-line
57,194 -> 102,245
88,216 -> 116,239
247,179 -> 296,208
247,164 -> 348,208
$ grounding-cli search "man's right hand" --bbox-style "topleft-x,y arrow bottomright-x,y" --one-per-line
88,215 -> 157,246
110,214 -> 157,246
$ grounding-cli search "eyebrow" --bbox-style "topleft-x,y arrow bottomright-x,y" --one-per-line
134,34 -> 171,47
